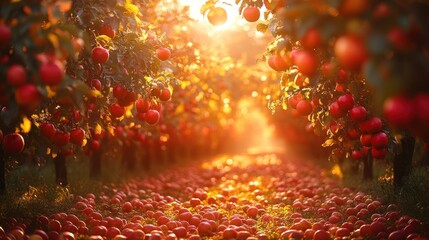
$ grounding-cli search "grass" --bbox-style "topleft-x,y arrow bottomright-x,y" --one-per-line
0,151 -> 190,229
341,160 -> 429,227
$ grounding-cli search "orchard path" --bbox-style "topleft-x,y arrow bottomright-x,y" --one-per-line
18,151 -> 427,240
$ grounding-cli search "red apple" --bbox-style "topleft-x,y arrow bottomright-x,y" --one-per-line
7,65 -> 27,87
0,24 -> 12,50
383,95 -> 415,128
296,100 -> 313,116
145,109 -> 160,125
337,94 -> 354,111
371,132 -> 388,148
70,128 -> 85,146
39,61 -> 64,86
40,122 -> 56,139
135,99 -> 150,113
157,47 -> 171,61
329,101 -> 344,118
159,89 -> 171,101
110,103 -> 125,118
2,133 -> 25,155
350,106 -> 367,122
243,6 -> 260,22
334,34 -> 368,70
15,84 -> 41,108
91,47 -> 109,64
53,131 -> 70,147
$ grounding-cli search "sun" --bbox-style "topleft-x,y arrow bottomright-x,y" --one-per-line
178,0 -> 245,31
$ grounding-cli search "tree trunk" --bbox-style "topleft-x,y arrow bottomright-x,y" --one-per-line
140,147 -> 151,171
350,161 -> 359,176
54,153 -> 68,186
90,148 -> 102,178
394,134 -> 416,190
167,143 -> 176,164
363,152 -> 373,181
122,142 -> 136,171
0,148 -> 5,195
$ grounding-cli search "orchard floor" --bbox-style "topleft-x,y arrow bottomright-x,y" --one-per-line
1,151 -> 428,239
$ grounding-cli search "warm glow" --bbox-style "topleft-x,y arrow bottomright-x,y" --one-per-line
178,0 -> 248,31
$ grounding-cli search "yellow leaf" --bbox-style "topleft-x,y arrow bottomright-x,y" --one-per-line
124,3 -> 140,15
95,124 -> 102,134
175,104 -> 184,114
90,90 -> 103,98
47,33 -> 59,50
322,139 -> 336,147
46,86 -> 56,98
20,116 -> 32,133
95,35 -> 112,48
144,76 -> 153,83
331,164 -> 343,179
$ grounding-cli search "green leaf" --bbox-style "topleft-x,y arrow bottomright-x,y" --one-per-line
363,60 -> 383,88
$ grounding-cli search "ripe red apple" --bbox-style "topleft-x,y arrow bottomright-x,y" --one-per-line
88,79 -> 102,91
145,109 -> 160,125
268,54 -> 290,71
350,106 -> 367,122
388,27 -> 412,52
7,65 -> 27,87
371,148 -> 387,159
113,85 -> 127,99
92,225 -> 107,236
360,134 -> 372,147
157,47 -> 171,61
2,133 -> 25,155
39,61 -> 64,86
53,131 -> 70,147
414,94 -> 429,127
359,117 -> 382,133
334,34 -> 368,70
383,95 -> 415,128
294,50 -> 318,76
159,89 -> 171,101
329,101 -> 344,118
313,230 -> 331,240
110,103 -> 125,118
98,24 -> 115,39
40,122 -> 56,139
15,84 -> 42,107
296,100 -> 313,116
351,150 -> 363,159
337,94 -> 354,111
135,99 -> 150,113
91,47 -> 109,64
197,222 -> 212,236
288,93 -> 303,109
301,28 -> 322,49
0,24 -> 12,50
243,6 -> 260,22
70,128 -> 85,145
88,140 -> 100,151
371,132 -> 388,148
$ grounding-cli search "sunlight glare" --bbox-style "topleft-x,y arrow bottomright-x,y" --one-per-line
178,0 -> 246,32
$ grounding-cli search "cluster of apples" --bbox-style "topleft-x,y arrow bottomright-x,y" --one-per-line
0,153 -> 426,239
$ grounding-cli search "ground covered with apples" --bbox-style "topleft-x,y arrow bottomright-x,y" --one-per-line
1,153 -> 427,240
